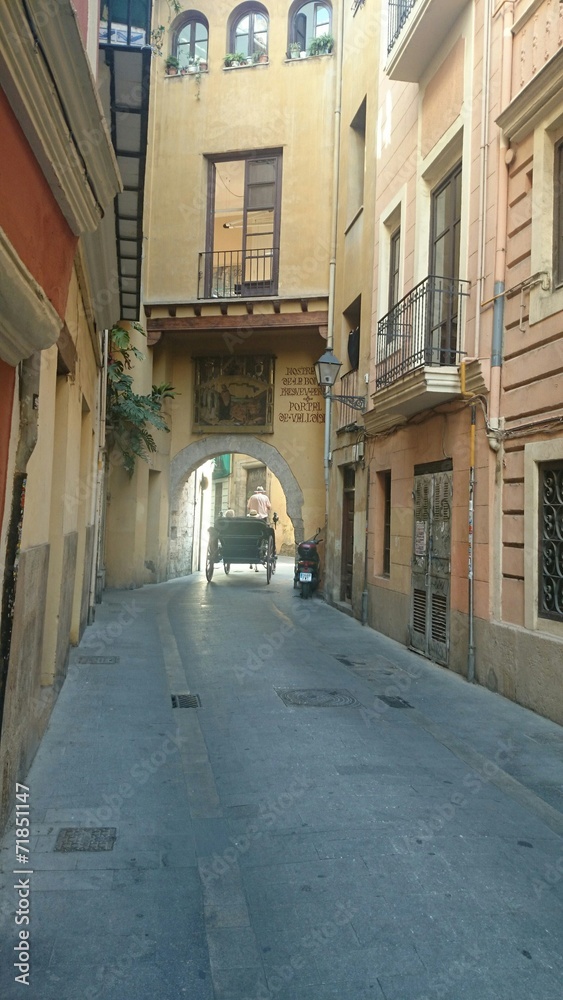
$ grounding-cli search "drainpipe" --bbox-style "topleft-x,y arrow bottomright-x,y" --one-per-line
467,404 -> 476,682
324,0 -> 346,502
89,328 -> 108,617
361,466 -> 370,625
490,1 -> 514,430
474,0 -> 493,357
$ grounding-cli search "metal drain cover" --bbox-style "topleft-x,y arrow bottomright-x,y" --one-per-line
275,688 -> 360,708
78,656 -> 119,664
55,827 -> 117,852
377,695 -> 413,709
171,693 -> 201,708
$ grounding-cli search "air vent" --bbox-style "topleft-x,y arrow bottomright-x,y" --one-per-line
431,593 -> 447,644
412,589 -> 426,634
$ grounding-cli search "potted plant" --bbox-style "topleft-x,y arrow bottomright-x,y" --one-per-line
187,56 -> 200,74
224,52 -> 246,67
165,54 -> 180,75
289,42 -> 300,59
257,50 -> 268,64
308,34 -> 334,56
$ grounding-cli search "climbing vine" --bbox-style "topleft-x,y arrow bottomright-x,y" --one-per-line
106,322 -> 176,476
151,0 -> 183,53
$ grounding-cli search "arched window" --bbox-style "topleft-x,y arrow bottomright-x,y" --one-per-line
289,2 -> 331,51
173,13 -> 209,69
229,4 -> 269,59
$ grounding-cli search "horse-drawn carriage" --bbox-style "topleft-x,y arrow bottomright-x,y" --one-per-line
205,517 -> 277,584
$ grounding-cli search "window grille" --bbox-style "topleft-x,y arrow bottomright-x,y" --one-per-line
539,463 -> 563,621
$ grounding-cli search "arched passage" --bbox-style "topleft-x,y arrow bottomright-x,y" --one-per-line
170,435 -> 305,544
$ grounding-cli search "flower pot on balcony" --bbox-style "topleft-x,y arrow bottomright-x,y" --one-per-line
165,56 -> 180,75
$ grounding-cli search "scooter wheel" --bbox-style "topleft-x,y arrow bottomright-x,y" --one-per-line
300,581 -> 311,599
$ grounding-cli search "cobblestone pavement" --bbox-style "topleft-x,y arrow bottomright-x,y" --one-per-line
0,558 -> 562,999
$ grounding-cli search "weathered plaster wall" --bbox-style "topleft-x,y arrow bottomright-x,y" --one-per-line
0,544 -> 50,831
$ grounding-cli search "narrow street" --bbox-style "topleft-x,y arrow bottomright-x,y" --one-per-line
1,560 -> 562,999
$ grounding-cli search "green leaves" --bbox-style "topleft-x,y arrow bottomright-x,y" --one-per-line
106,324 -> 176,476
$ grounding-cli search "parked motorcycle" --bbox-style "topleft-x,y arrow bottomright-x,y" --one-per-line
294,529 -> 322,598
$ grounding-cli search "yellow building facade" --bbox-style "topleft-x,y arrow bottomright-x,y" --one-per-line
105,0 -> 342,587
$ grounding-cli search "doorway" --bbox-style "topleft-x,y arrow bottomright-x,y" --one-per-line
341,466 -> 355,602
410,461 -> 452,665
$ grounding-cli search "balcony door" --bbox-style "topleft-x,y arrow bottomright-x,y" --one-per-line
206,154 -> 281,298
428,164 -> 461,365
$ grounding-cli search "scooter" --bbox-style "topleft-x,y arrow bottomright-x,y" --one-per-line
294,529 -> 322,598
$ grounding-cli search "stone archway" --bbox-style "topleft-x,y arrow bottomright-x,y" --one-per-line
170,435 -> 305,543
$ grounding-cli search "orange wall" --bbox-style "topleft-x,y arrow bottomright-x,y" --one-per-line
0,88 -> 77,319
0,359 -> 16,534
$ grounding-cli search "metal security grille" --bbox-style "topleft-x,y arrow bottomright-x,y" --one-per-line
539,463 -> 563,621
171,694 -> 201,708
410,468 -> 452,665
55,828 -> 117,852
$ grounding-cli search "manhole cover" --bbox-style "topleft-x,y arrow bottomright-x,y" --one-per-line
377,695 -> 413,709
55,827 -> 117,852
171,693 -> 201,708
78,656 -> 119,664
275,688 -> 360,708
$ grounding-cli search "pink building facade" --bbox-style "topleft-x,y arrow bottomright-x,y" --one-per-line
359,0 -> 563,722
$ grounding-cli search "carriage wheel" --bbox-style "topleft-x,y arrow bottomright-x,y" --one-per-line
223,562 -> 231,575
265,538 -> 274,584
205,544 -> 215,582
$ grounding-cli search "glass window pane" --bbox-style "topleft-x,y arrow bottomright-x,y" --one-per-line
177,24 -> 193,67
315,5 -> 330,36
433,188 -> 447,239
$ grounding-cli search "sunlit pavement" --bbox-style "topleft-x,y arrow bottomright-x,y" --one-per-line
1,557 -> 562,999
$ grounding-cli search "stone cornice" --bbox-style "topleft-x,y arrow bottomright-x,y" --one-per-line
497,47 -> 563,141
0,227 -> 63,366
0,1 -> 121,236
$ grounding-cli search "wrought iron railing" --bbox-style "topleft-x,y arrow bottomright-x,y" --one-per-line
198,249 -> 279,299
376,275 -> 470,389
387,0 -> 417,54
337,369 -> 361,428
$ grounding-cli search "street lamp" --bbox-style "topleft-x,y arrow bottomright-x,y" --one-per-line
314,349 -> 366,412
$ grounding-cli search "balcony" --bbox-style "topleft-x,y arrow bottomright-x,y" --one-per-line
336,369 -> 363,430
198,249 -> 279,300
386,0 -> 468,82
369,276 -> 470,432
